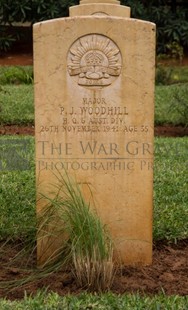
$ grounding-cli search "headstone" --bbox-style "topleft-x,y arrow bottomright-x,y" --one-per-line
34,0 -> 155,266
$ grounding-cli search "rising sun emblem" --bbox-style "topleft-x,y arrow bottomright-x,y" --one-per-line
67,34 -> 122,88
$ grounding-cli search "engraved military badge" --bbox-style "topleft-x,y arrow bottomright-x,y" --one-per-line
67,34 -> 122,87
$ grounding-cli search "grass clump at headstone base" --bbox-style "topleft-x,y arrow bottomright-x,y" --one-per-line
0,135 -> 114,292
0,136 -> 187,243
0,291 -> 187,309
37,171 -> 114,291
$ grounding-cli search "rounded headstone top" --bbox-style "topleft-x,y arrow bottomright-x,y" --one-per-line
80,0 -> 120,4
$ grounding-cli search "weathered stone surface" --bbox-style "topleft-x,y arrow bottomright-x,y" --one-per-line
70,4 -> 130,17
80,0 -> 120,4
34,13 -> 155,266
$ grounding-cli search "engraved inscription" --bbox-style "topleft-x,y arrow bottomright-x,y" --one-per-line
39,124 -> 150,134
91,12 -> 109,16
57,95 -> 132,133
67,34 -> 122,87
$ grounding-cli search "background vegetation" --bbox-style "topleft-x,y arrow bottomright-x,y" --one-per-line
0,0 -> 188,56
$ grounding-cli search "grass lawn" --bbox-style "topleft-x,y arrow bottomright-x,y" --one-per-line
170,66 -> 188,84
156,64 -> 188,85
155,84 -> 188,126
0,136 -> 35,239
0,291 -> 187,309
0,85 -> 34,125
154,137 -> 188,241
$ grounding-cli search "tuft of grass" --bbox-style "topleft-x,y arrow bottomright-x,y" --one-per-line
0,66 -> 33,85
38,171 -> 114,291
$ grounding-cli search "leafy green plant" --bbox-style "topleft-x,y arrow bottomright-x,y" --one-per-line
0,0 -> 79,53
1,0 -> 188,55
121,0 -> 145,18
122,1 -> 188,54
0,66 -> 33,85
155,65 -> 172,85
165,41 -> 184,61
0,27 -> 16,54
0,0 -> 78,25
38,172 -> 114,291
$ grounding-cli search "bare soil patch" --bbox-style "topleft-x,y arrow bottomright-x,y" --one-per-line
154,125 -> 188,137
0,125 -> 34,136
0,240 -> 187,300
0,41 -> 33,66
0,52 -> 33,66
0,124 -> 188,137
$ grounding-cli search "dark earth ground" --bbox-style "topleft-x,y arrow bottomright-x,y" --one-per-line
0,240 -> 188,299
0,48 -> 187,300
0,239 -> 187,300
1,124 -> 188,137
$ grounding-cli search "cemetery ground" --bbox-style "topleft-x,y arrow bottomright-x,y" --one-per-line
0,62 -> 187,307
0,146 -> 187,309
